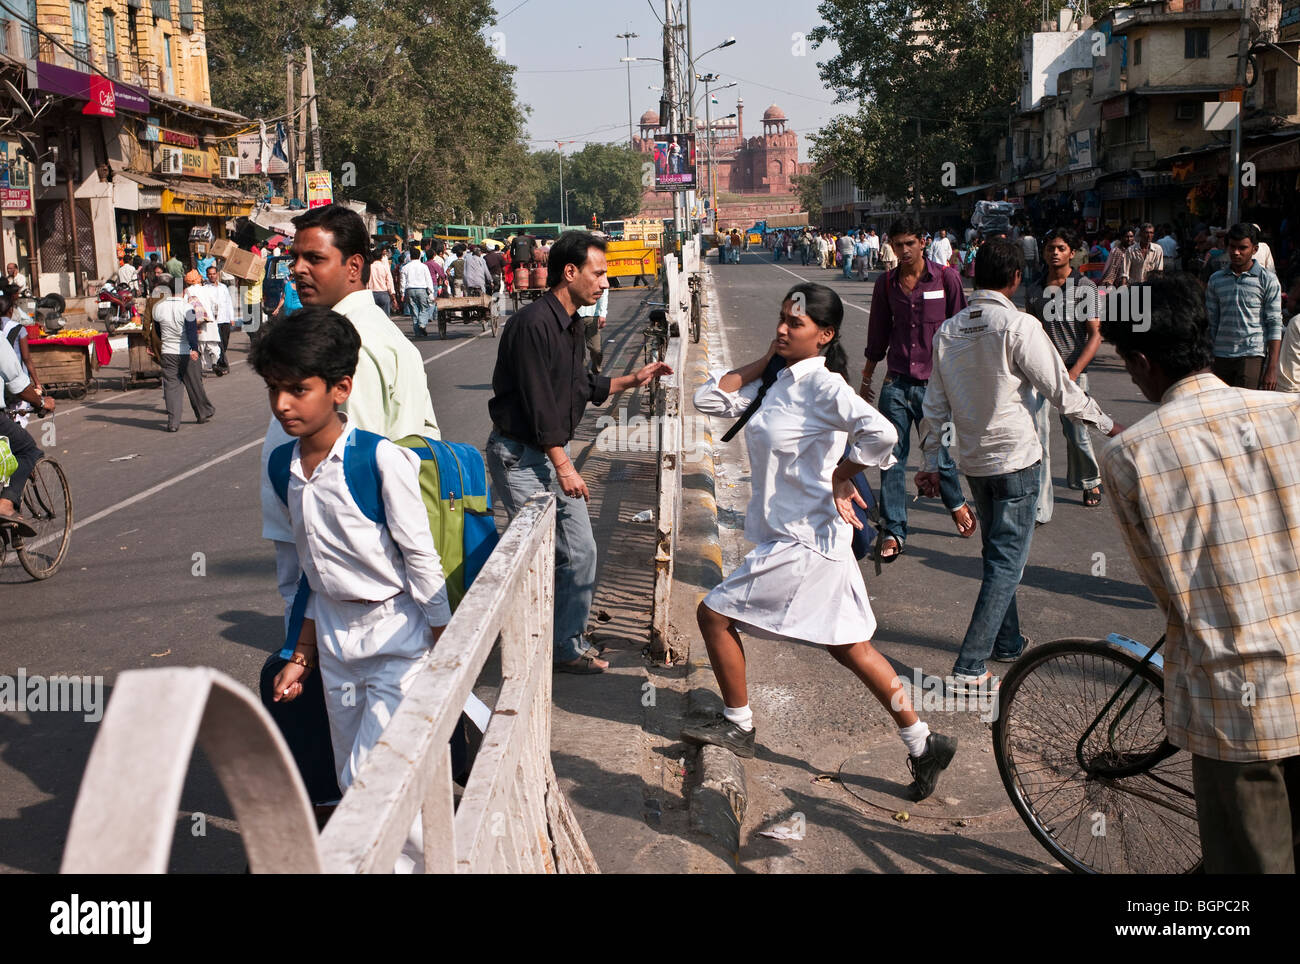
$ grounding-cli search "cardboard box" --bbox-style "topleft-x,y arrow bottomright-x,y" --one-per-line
209,238 -> 238,261
223,248 -> 265,282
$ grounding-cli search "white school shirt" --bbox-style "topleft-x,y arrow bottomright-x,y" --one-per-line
920,289 -> 1113,477
694,355 -> 899,559
270,421 -> 451,627
260,289 -> 441,545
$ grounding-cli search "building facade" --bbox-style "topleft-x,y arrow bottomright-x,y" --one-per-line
1001,0 -> 1297,242
0,0 -> 250,298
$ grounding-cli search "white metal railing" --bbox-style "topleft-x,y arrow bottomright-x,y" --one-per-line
61,492 -> 598,873
650,242 -> 694,658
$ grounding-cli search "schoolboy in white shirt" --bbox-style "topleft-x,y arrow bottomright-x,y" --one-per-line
254,307 -> 450,859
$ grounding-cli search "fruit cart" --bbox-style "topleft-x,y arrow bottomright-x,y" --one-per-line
432,293 -> 498,339
25,329 -> 111,400
114,324 -> 163,386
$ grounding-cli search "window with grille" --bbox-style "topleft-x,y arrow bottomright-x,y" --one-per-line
151,0 -> 169,20
177,0 -> 191,30
69,0 -> 90,65
1185,28 -> 1209,59
103,9 -> 119,77
163,32 -> 173,92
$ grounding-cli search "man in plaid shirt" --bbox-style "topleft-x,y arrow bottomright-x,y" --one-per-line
1101,274 -> 1300,873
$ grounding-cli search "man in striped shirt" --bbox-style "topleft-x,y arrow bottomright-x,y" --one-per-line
1101,274 -> 1300,873
1205,222 -> 1282,391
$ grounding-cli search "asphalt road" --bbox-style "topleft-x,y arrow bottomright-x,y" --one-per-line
700,247 -> 1166,873
0,287 -> 666,873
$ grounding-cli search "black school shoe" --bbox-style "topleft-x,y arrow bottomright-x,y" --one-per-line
681,714 -> 756,758
906,732 -> 958,801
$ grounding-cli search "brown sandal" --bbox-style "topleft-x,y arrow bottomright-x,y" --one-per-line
951,503 -> 977,537
1083,486 -> 1103,507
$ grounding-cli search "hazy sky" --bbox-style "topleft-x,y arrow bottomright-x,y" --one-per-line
489,0 -> 844,161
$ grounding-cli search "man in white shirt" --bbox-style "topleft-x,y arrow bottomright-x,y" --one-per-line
864,229 -> 881,271
1157,225 -> 1180,263
115,258 -> 138,288
931,228 -> 954,269
204,265 -> 236,375
917,240 -> 1123,692
5,263 -> 28,295
152,282 -> 216,431
0,334 -> 54,535
398,253 -> 435,337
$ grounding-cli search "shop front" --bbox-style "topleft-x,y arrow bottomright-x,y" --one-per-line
159,183 -> 254,267
112,170 -> 166,262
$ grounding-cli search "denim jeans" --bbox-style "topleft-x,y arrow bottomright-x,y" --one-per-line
841,256 -> 854,279
485,431 -> 597,664
953,462 -> 1041,677
405,288 -> 434,333
877,375 -> 966,544
1031,373 -> 1102,524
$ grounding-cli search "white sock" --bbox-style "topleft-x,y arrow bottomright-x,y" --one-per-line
899,720 -> 931,758
723,704 -> 754,732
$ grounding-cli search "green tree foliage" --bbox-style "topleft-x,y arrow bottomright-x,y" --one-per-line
791,173 -> 824,226
531,144 -> 643,225
205,0 -> 541,226
808,0 -> 1040,208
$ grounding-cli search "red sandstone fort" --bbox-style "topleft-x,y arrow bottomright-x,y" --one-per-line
632,98 -> 812,227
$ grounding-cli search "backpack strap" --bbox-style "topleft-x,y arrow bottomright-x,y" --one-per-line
343,429 -> 387,525
279,572 -> 311,660
268,440 -> 295,506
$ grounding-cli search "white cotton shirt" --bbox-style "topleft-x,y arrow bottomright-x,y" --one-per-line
152,296 -> 196,355
260,288 -> 441,542
1278,313 -> 1300,392
399,259 -> 433,291
207,281 -> 236,325
694,355 -> 899,559
932,237 -> 954,265
269,421 -> 451,627
921,289 -> 1114,477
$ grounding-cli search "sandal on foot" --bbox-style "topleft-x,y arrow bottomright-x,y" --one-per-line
951,503 -> 977,537
879,535 -> 903,562
1083,485 -> 1103,507
555,651 -> 606,675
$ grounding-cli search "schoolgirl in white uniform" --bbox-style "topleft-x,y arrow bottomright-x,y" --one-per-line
255,306 -> 450,869
685,282 -> 958,800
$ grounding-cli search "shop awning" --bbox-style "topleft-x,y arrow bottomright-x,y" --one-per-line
113,170 -> 166,212
160,180 -> 254,218
953,182 -> 997,196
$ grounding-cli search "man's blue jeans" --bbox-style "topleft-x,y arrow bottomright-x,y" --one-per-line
485,431 -> 596,664
841,256 -> 854,279
953,461 -> 1041,677
877,375 -> 966,544
405,288 -> 434,333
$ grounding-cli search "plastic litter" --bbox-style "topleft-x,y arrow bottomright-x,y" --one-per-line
631,509 -> 653,523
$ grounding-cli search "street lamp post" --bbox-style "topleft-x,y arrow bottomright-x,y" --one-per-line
617,30 -> 639,146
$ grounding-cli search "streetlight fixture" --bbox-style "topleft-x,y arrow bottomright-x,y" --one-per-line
617,30 -> 639,145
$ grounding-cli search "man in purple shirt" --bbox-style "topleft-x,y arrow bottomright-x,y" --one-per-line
861,217 -> 975,560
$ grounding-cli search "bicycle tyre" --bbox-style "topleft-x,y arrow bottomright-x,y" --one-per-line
690,289 -> 702,343
993,638 -> 1201,874
17,457 -> 73,580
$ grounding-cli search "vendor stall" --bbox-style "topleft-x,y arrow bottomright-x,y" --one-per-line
25,328 -> 112,399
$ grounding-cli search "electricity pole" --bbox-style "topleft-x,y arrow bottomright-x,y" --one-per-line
1227,0 -> 1252,225
663,0 -> 681,237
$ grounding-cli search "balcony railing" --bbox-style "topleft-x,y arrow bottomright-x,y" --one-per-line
106,52 -> 120,78
70,41 -> 91,67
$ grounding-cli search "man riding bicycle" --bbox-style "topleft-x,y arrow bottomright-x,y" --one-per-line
0,330 -> 55,536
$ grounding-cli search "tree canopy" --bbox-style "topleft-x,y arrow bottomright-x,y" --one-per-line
206,0 -> 541,226
807,0 -> 1041,208
531,144 -> 645,225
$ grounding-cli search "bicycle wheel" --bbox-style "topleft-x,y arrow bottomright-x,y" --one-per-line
689,288 -> 702,343
16,457 -> 73,580
993,638 -> 1201,874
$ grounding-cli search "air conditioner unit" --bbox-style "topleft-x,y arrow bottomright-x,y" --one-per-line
160,148 -> 183,175
1175,102 -> 1197,121
220,155 -> 239,180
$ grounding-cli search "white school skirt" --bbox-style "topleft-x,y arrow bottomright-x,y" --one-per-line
703,539 -> 876,646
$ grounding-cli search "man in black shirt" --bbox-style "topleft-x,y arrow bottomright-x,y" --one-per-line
487,231 -> 672,674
